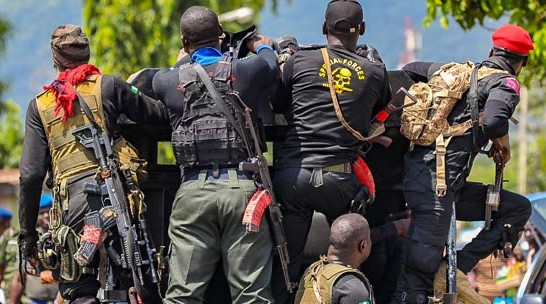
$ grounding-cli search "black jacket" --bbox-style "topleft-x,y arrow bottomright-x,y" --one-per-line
402,56 -> 520,192
19,74 -> 167,237
272,45 -> 391,168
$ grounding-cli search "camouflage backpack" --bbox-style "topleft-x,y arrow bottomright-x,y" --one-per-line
400,62 -> 506,196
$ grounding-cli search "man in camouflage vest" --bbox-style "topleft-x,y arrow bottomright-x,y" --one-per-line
10,194 -> 59,304
295,213 -> 374,304
0,208 -> 18,301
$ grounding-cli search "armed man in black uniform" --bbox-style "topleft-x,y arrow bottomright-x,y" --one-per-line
18,25 -> 167,303
392,24 -> 534,303
271,1 -> 391,303
152,6 -> 279,303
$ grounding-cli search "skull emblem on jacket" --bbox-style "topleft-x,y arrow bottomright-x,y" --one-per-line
332,68 -> 353,94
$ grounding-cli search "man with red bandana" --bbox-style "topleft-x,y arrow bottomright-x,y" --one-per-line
392,24 -> 534,304
18,24 -> 167,303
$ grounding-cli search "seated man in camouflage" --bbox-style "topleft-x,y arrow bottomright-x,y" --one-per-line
295,213 -> 374,304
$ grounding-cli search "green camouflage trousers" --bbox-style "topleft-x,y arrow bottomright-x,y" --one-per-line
164,168 -> 274,304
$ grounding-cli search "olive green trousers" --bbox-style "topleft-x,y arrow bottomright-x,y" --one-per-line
164,168 -> 274,304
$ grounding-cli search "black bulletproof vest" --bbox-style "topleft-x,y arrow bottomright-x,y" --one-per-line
172,56 -> 248,168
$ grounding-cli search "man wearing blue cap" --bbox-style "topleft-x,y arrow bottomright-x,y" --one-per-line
0,207 -> 18,301
10,194 -> 59,304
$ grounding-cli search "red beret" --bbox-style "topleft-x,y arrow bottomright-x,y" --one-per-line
492,24 -> 534,56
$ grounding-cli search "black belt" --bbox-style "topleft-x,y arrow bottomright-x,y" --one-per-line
183,167 -> 253,181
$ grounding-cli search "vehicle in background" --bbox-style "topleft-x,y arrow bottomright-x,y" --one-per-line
515,192 -> 546,304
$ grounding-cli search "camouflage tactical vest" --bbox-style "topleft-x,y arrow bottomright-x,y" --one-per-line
295,257 -> 374,304
35,75 -> 145,189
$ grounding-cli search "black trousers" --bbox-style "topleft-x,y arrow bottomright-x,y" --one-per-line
361,190 -> 407,304
58,176 -> 101,302
392,181 -> 531,303
271,167 -> 360,304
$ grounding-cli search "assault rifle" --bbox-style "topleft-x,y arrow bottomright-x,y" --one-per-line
236,100 -> 295,293
485,152 -> 503,230
73,121 -> 160,301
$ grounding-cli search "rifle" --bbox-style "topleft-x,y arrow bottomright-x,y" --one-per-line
485,152 -> 503,230
73,125 -> 135,269
367,87 -> 415,146
73,120 -> 160,300
236,100 -> 295,293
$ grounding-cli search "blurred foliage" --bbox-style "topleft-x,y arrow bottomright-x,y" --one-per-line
0,101 -> 23,169
468,87 -> 546,194
424,0 -> 546,86
157,141 -> 176,165
83,0 -> 278,78
0,15 -> 11,115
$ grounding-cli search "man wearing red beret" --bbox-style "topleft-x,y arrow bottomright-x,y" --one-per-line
392,24 -> 534,304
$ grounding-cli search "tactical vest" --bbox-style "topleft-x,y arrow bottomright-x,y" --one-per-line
173,56 -> 249,168
295,257 -> 374,304
35,75 -> 143,283
35,75 -> 144,189
400,62 -> 506,196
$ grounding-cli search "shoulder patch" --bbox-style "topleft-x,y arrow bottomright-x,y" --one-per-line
504,78 -> 520,95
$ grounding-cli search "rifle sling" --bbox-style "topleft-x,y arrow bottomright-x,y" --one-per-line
321,48 -> 371,142
467,64 -> 480,151
76,92 -> 103,133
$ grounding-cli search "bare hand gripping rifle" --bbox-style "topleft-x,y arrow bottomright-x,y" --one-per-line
72,93 -> 160,301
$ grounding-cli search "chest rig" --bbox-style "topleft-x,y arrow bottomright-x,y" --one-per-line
173,55 -> 250,168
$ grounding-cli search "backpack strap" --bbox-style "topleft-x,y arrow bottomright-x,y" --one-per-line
212,55 -> 232,82
467,63 -> 481,151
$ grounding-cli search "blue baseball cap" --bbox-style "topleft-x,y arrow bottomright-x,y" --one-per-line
0,208 -> 12,220
39,194 -> 53,209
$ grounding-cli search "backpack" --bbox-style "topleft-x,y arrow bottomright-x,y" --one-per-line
400,61 -> 506,196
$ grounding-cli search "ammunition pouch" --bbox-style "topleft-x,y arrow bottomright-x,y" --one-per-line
172,118 -> 248,167
38,225 -> 82,283
114,137 -> 148,185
